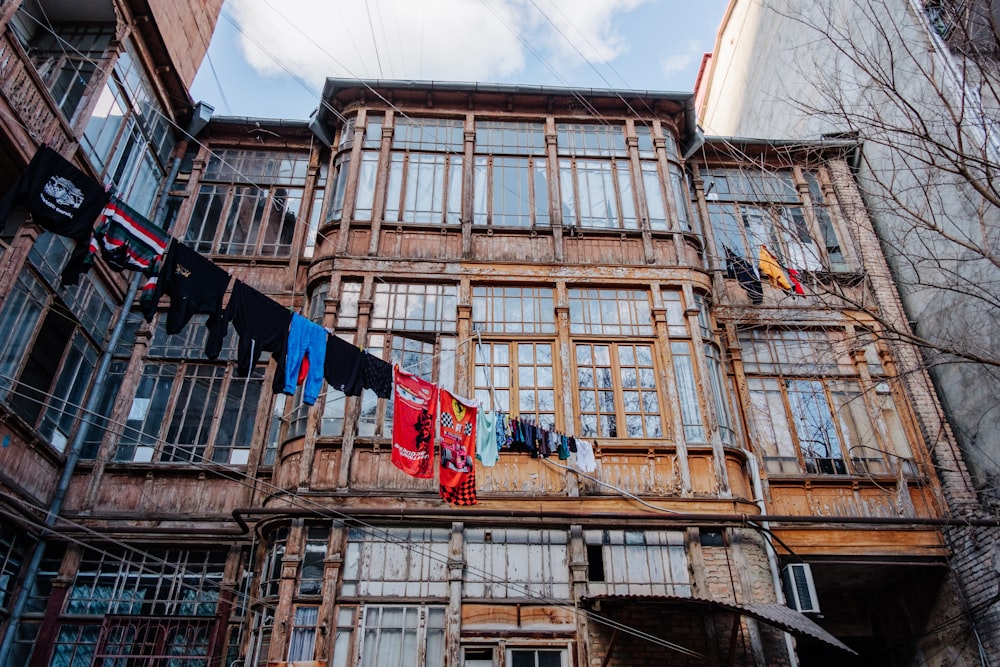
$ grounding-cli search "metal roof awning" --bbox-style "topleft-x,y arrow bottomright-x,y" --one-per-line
582,594 -> 856,657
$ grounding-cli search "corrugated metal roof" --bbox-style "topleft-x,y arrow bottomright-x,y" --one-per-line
582,594 -> 856,655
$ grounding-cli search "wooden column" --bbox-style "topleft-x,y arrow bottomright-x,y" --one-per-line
569,525 -> 591,667
546,120 -> 564,263
445,522 -> 465,666
267,522 -> 304,664
316,521 -> 345,664
27,545 -> 81,667
336,110 -> 367,256
337,294 -> 372,491
651,301 -> 692,495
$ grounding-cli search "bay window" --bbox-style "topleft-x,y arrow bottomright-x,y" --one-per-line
474,121 -> 549,228
354,118 -> 382,221
14,16 -> 113,122
385,118 -> 463,224
703,168 -> 848,272
568,288 -> 653,337
358,606 -> 445,667
115,318 -> 264,465
81,42 -> 172,215
640,161 -> 668,230
473,286 -> 558,429
464,528 -> 570,599
741,328 -> 916,476
509,648 -> 569,667
44,548 -> 224,666
184,149 -> 309,257
287,606 -> 320,662
0,260 -> 112,452
558,124 -> 637,229
568,288 -> 663,439
342,527 -> 449,598
575,343 -> 663,439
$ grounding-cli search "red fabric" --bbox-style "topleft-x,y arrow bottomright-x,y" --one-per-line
787,267 -> 806,295
440,464 -> 477,505
391,368 -> 437,478
438,389 -> 477,488
297,355 -> 309,385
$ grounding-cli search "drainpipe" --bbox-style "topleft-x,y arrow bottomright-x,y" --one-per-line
743,451 -> 799,667
0,153 -> 183,666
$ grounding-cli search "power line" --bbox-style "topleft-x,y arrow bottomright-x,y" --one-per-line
0,371 -> 704,658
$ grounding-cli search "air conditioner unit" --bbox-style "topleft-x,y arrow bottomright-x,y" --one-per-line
782,563 -> 820,614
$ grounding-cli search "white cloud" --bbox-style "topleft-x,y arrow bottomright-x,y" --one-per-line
660,40 -> 702,77
227,0 -> 650,85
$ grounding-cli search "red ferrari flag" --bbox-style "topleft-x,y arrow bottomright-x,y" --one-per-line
391,368 -> 438,478
438,389 -> 477,489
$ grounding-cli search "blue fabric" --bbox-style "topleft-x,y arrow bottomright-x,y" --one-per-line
285,313 -> 328,405
477,409 -> 499,467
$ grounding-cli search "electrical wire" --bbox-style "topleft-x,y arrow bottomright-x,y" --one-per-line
8,5 -> 990,661
12,5 -> 959,516
0,370 -> 707,658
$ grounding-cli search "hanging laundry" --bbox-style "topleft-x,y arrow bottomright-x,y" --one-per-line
214,280 -> 291,381
0,145 -> 110,286
140,240 -> 231,355
476,408 -> 498,467
557,434 -> 570,460
497,412 -> 513,450
285,313 -> 328,405
725,246 -> 763,305
80,196 -> 169,279
574,438 -> 598,473
324,334 -> 364,396
438,389 -> 477,488
439,466 -> 477,506
786,266 -> 806,295
297,355 -> 310,386
391,368 -> 437,478
537,427 -> 552,458
524,420 -> 539,458
362,352 -> 393,398
758,244 -> 793,291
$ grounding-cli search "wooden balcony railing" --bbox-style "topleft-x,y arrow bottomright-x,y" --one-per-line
0,27 -> 76,156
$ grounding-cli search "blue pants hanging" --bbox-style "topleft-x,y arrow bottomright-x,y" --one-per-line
285,313 -> 327,405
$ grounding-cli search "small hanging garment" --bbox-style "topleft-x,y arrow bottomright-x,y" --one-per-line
758,244 -> 793,290
140,240 -> 231,356
214,280 -> 291,378
324,334 -> 364,395
574,438 -> 598,473
558,434 -> 570,460
725,246 -> 763,305
786,267 -> 806,295
476,408 -> 498,467
285,313 -> 328,405
87,196 -> 169,275
362,352 -> 393,398
0,145 -> 110,285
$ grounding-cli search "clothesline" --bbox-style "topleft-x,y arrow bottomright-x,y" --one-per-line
1,145 -> 600,508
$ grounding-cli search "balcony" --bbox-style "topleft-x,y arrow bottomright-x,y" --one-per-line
0,26 -> 77,158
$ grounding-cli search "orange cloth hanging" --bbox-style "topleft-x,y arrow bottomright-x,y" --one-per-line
759,245 -> 793,290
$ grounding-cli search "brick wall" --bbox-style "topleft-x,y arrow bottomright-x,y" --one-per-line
147,0 -> 223,87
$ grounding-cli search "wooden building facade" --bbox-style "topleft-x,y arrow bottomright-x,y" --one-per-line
0,4 -> 989,663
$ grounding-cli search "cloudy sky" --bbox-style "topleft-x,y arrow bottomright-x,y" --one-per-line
191,0 -> 730,120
